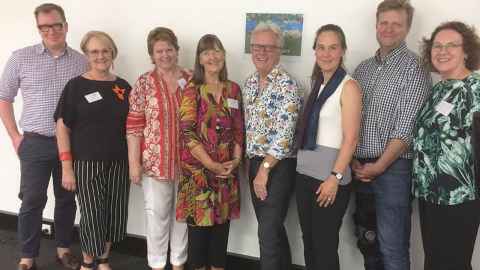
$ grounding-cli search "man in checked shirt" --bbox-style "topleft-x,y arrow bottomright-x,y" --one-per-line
0,3 -> 87,270
351,1 -> 431,270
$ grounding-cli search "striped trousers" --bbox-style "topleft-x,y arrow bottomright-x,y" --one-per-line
74,160 -> 130,257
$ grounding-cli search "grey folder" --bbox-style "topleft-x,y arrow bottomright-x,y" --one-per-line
296,145 -> 351,185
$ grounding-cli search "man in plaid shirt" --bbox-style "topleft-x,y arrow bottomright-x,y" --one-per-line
0,3 -> 86,270
351,1 -> 431,270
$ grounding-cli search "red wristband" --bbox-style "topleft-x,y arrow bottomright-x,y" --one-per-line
59,151 -> 73,161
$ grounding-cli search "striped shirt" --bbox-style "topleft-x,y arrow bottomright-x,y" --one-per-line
0,43 -> 87,136
353,42 -> 431,159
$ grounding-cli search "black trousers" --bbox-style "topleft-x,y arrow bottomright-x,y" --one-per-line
187,222 -> 230,269
17,133 -> 76,258
249,157 -> 296,270
296,173 -> 351,270
419,199 -> 480,270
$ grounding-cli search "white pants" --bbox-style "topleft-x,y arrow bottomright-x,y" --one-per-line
142,176 -> 188,268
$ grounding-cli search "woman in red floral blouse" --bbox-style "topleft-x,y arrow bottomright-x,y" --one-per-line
126,27 -> 190,270
176,34 -> 244,270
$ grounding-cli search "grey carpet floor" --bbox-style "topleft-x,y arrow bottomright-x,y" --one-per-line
0,229 -> 150,270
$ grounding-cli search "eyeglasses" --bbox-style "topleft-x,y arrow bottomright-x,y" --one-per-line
87,49 -> 112,58
37,22 -> 65,33
250,44 -> 281,53
432,42 -> 463,52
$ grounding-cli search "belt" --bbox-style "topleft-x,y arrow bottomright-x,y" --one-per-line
23,132 -> 55,139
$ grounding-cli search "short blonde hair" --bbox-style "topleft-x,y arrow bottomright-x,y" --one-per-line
80,31 -> 118,59
251,22 -> 284,48
376,0 -> 414,29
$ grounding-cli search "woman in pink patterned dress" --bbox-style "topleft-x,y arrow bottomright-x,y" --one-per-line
126,27 -> 190,270
176,34 -> 244,270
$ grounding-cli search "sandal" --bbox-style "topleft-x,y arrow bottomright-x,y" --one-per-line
80,261 -> 95,270
96,257 -> 110,269
96,257 -> 108,264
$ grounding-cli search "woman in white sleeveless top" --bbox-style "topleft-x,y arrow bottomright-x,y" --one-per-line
296,24 -> 362,270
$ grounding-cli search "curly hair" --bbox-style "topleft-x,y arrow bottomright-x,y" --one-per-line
422,21 -> 480,72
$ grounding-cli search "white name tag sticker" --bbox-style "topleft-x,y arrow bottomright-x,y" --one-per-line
227,98 -> 239,109
84,92 -> 103,103
435,100 -> 454,116
177,78 -> 187,90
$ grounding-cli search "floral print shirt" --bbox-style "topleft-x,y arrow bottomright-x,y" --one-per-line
243,64 -> 301,160
176,80 -> 244,226
126,69 -> 191,181
413,72 -> 480,205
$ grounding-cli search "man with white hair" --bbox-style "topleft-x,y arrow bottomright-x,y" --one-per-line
243,22 -> 301,270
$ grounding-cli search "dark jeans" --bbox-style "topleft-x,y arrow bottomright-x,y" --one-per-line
354,158 -> 412,270
419,199 -> 480,270
17,133 -> 76,258
249,157 -> 296,270
296,173 -> 351,270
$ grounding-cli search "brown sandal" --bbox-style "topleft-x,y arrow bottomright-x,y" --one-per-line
80,261 -> 94,270
96,257 -> 110,269
96,257 -> 108,264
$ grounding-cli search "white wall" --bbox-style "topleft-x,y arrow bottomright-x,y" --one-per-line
0,0 -> 479,269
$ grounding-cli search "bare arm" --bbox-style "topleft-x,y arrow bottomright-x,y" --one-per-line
56,118 -> 76,191
126,75 -> 148,184
333,80 -> 362,174
376,139 -> 407,170
317,79 -> 362,206
0,100 -> 22,153
126,136 -> 143,184
190,144 -> 230,177
252,154 -> 279,201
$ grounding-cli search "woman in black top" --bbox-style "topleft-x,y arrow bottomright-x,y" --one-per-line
55,31 -> 131,270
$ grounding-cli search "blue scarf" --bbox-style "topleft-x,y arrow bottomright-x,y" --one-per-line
301,67 -> 346,150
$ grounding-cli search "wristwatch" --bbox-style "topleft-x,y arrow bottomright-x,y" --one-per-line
331,171 -> 343,181
262,161 -> 272,170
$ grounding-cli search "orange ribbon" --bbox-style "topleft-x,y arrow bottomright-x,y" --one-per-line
112,85 -> 125,101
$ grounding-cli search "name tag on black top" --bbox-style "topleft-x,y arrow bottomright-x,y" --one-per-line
84,91 -> 103,103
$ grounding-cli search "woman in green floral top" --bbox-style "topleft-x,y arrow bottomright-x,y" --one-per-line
412,21 -> 480,270
176,34 -> 243,270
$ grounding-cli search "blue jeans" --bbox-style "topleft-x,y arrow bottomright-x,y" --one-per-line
355,158 -> 412,270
